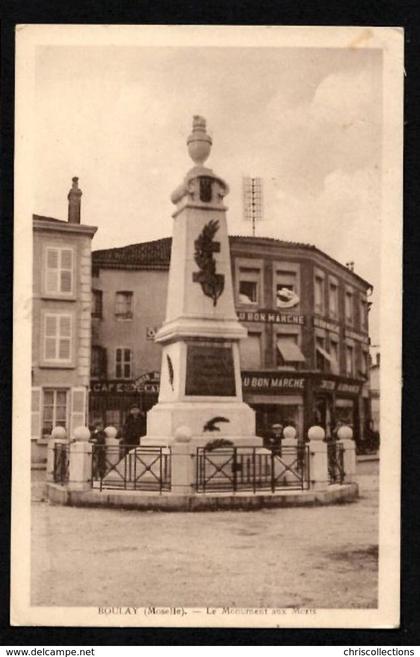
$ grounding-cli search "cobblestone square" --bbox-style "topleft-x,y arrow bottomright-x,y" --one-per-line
31,460 -> 378,609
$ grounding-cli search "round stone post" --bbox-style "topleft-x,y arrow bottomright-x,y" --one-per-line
69,426 -> 92,490
308,426 -> 328,489
171,426 -> 195,496
47,426 -> 67,482
282,426 -> 298,485
337,425 -> 356,481
104,425 -> 119,446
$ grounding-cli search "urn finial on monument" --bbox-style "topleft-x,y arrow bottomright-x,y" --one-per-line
171,116 -> 229,208
187,115 -> 212,165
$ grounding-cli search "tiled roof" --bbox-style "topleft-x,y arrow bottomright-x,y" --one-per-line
92,235 -> 314,268
92,235 -> 371,287
93,237 -> 172,270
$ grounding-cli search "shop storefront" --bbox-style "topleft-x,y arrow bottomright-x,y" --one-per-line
241,371 -> 305,441
89,369 -> 365,447
89,372 -> 160,430
241,370 -> 364,446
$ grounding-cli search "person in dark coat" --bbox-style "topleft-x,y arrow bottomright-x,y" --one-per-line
121,404 -> 146,455
268,423 -> 284,455
90,421 -> 107,480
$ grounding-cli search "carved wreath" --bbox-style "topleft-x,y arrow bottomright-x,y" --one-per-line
192,219 -> 225,306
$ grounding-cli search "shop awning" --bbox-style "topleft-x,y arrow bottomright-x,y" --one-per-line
316,346 -> 339,374
276,340 -> 306,363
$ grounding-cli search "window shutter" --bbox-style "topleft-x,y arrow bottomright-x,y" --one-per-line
31,387 -> 42,439
70,387 -> 87,437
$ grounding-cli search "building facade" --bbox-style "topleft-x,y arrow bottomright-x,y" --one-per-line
31,179 -> 97,463
90,236 -> 373,449
370,352 -> 380,434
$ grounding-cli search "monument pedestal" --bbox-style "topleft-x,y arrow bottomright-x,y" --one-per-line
142,401 -> 260,448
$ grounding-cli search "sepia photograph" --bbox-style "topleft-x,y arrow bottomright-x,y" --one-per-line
12,25 -> 403,628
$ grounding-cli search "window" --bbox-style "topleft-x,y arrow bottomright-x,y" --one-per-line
345,344 -> 355,376
115,348 -> 132,379
43,313 -> 72,363
238,268 -> 260,305
315,336 -> 328,371
42,389 -> 68,438
329,337 -> 340,374
115,291 -> 133,319
45,247 -> 73,295
314,275 -> 325,314
345,289 -> 354,325
240,333 -> 261,369
275,269 -> 299,308
92,290 -> 103,318
276,334 -> 305,368
91,346 -> 107,378
361,350 -> 370,377
360,297 -> 368,330
329,281 -> 339,319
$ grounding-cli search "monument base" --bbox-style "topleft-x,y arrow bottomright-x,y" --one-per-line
141,400 -> 264,447
141,434 -> 264,448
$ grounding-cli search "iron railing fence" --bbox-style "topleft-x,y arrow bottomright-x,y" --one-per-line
91,444 -> 171,493
53,443 -> 69,484
327,441 -> 345,484
196,445 -> 310,493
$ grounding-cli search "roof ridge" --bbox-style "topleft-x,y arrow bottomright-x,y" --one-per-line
91,234 -> 371,287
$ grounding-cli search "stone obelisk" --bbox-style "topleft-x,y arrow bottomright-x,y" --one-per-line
142,116 -> 263,448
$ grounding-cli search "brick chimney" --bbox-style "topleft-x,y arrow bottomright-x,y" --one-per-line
67,176 -> 82,224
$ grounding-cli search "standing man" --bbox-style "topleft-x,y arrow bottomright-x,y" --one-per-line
120,404 -> 146,455
268,423 -> 284,455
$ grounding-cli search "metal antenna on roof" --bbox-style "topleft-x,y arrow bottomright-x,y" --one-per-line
243,177 -> 263,236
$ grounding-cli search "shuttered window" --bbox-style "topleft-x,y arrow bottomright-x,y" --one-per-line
31,387 -> 42,439
43,313 -> 72,363
45,247 -> 73,295
70,387 -> 87,434
115,348 -> 132,379
42,389 -> 68,438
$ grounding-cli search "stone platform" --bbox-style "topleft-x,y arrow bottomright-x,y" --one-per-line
46,481 -> 358,511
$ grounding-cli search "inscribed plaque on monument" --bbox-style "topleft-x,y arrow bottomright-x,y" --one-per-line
185,344 -> 236,396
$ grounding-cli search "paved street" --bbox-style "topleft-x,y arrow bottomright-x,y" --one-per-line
31,460 -> 378,609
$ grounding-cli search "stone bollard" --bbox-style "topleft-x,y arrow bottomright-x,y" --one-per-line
282,426 -> 298,485
337,425 -> 356,481
69,426 -> 92,490
171,426 -> 194,496
307,426 -> 329,489
104,425 -> 119,447
47,426 -> 67,482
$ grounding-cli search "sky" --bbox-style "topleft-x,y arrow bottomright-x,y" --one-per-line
34,45 -> 382,345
